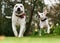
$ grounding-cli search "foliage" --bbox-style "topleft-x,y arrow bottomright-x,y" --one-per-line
53,25 -> 60,35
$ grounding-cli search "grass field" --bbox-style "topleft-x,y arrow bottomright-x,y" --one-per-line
0,35 -> 60,43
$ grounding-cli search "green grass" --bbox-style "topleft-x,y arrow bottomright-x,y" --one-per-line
0,35 -> 60,43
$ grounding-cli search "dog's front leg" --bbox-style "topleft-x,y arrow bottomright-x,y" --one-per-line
12,23 -> 18,37
39,23 -> 43,36
39,28 -> 42,36
47,25 -> 50,34
47,26 -> 50,34
46,20 -> 50,34
18,23 -> 26,37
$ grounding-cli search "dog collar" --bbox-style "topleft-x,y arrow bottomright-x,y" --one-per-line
16,13 -> 26,18
41,18 -> 47,22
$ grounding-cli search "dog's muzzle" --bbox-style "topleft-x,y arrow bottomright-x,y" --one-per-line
16,8 -> 23,14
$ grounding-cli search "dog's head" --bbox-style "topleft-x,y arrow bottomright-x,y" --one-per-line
13,4 -> 25,15
38,12 -> 45,18
38,10 -> 48,19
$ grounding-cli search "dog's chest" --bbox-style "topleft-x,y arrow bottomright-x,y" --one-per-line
12,16 -> 20,24
40,19 -> 48,26
16,16 -> 25,25
16,17 -> 22,24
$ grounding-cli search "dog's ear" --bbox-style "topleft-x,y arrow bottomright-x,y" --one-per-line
43,7 -> 48,15
43,10 -> 48,15
38,11 -> 40,15
37,11 -> 40,18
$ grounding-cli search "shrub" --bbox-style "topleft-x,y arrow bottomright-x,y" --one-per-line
53,25 -> 60,35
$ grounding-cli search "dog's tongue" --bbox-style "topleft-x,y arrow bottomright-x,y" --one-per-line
19,13 -> 26,18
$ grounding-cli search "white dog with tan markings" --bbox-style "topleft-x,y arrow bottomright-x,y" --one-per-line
12,3 -> 26,37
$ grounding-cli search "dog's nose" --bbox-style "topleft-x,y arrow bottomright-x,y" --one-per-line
17,8 -> 20,11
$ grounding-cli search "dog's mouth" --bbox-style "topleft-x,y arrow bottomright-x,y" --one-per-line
16,11 -> 23,14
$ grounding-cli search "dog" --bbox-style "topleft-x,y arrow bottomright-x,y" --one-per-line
12,3 -> 26,37
38,10 -> 50,36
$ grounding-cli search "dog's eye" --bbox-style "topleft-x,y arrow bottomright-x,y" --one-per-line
42,14 -> 43,15
15,6 -> 17,7
20,6 -> 22,7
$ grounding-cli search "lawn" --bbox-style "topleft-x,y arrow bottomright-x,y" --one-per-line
0,35 -> 60,43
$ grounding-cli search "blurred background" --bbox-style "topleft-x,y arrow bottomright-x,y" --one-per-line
0,0 -> 60,36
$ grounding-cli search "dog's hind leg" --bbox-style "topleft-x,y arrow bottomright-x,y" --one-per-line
12,23 -> 18,37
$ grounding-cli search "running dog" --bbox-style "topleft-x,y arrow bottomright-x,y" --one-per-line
38,10 -> 50,36
12,3 -> 26,37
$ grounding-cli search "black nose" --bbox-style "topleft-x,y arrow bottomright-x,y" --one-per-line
17,8 -> 20,11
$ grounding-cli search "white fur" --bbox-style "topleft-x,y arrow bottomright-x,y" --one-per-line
38,11 -> 50,36
12,4 -> 26,37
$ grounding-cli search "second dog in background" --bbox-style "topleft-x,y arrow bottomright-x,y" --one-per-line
38,10 -> 50,36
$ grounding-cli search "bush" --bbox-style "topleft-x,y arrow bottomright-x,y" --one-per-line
53,25 -> 60,35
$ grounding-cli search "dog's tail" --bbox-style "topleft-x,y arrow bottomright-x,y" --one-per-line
5,16 -> 12,19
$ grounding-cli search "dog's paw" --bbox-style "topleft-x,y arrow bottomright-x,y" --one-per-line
18,35 -> 23,37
